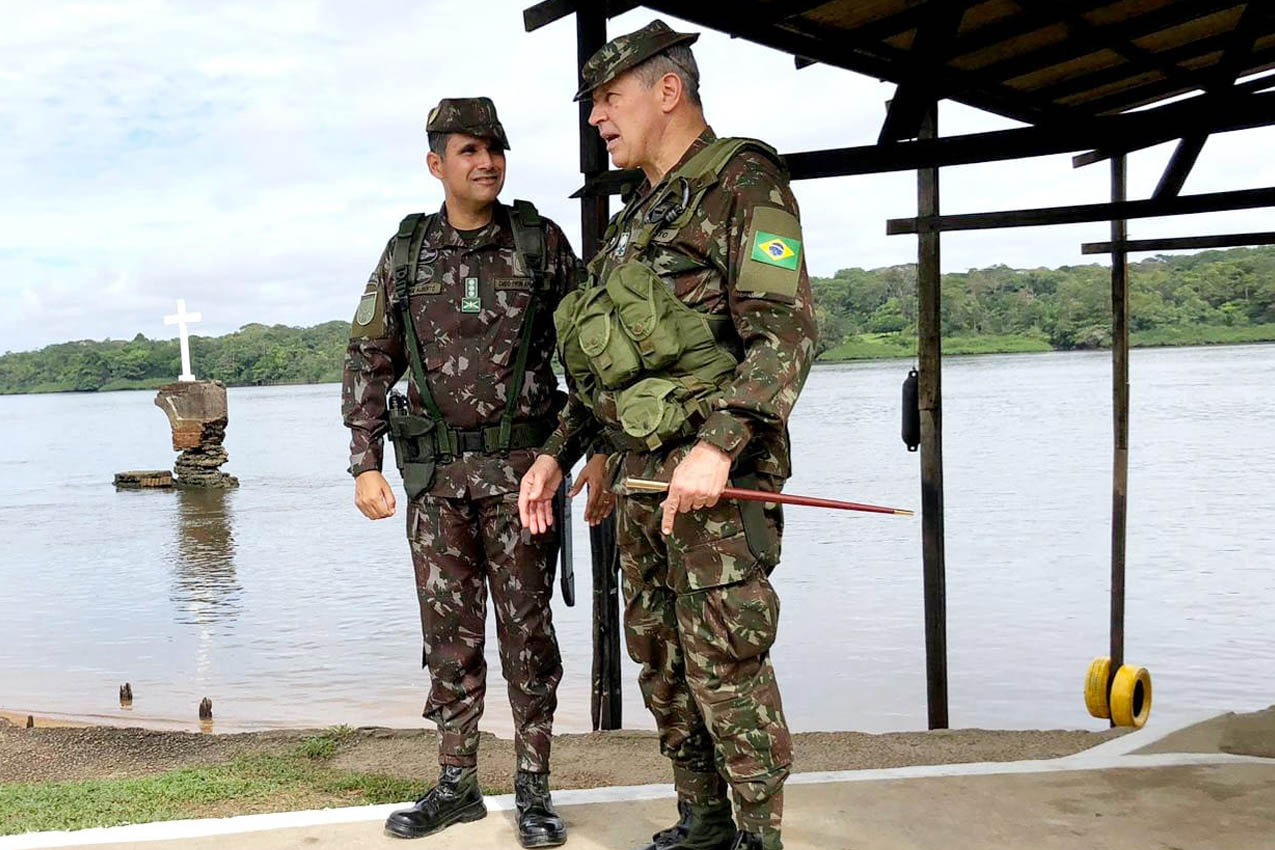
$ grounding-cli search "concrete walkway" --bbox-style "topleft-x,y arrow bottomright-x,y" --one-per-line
5,716 -> 1273,850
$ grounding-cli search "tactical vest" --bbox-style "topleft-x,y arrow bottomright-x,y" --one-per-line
554,137 -> 781,453
387,201 -> 552,497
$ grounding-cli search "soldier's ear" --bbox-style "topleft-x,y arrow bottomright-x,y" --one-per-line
659,71 -> 683,113
426,150 -> 445,180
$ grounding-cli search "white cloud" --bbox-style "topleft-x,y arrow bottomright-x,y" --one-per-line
2,1 -> 1273,352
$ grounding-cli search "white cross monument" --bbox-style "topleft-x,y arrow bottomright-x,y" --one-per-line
163,299 -> 202,382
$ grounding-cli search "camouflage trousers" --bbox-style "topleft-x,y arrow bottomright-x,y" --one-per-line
615,448 -> 792,849
406,491 -> 563,773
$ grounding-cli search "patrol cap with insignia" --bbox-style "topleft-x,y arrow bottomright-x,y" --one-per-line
574,19 -> 699,101
426,96 -> 510,150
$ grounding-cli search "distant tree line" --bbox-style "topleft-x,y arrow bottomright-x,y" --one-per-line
0,321 -> 350,394
812,245 -> 1275,357
2,246 -> 1273,394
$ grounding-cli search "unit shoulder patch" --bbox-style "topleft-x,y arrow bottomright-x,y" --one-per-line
350,284 -> 385,339
738,206 -> 803,298
354,291 -> 378,325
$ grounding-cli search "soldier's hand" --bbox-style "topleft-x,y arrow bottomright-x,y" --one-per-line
660,441 -> 731,535
570,452 -> 615,526
354,470 -> 397,520
519,454 -> 563,535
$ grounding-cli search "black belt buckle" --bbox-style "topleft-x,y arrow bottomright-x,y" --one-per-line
456,430 -> 484,454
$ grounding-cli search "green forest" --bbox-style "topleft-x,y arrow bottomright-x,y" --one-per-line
3,246 -> 1274,394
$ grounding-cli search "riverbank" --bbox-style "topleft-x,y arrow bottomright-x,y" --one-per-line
818,324 -> 1275,361
5,330 -> 1275,394
0,716 -> 1123,835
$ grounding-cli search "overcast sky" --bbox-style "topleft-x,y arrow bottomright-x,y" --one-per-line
4,0 -> 1274,353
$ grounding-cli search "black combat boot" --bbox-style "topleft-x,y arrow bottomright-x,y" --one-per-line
638,799 -> 737,850
727,832 -> 764,850
514,770 -> 567,848
384,765 -> 486,839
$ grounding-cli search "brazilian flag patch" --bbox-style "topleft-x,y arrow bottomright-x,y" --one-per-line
751,231 -> 802,270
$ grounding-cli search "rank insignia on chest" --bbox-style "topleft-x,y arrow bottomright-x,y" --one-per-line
614,230 -> 631,258
460,277 -> 481,313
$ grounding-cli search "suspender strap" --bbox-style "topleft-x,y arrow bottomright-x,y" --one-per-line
509,200 -> 546,285
392,213 -> 455,457
496,200 -> 549,453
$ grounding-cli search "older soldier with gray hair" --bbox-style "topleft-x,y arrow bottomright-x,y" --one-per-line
343,97 -> 607,847
520,20 -> 818,850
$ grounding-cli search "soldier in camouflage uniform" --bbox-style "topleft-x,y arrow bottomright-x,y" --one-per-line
343,97 -> 597,847
519,21 -> 817,850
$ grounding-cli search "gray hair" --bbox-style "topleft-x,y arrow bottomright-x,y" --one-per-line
633,44 -> 701,108
427,131 -> 451,158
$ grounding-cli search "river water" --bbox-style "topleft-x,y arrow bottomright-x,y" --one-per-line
1,345 -> 1272,736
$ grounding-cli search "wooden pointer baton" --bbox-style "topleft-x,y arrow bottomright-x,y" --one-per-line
623,478 -> 914,517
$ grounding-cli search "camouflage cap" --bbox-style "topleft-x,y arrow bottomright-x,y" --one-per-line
573,19 -> 699,101
426,96 -> 510,150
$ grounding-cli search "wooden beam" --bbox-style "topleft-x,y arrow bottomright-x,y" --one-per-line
1074,63 -> 1275,170
1109,154 -> 1130,707
1153,133 -> 1208,199
767,0 -> 834,25
829,0 -> 975,44
524,0 -> 574,32
888,0 -> 1245,120
568,90 -> 1275,195
1153,4 -> 1274,199
572,2 -> 623,733
636,0 -> 1058,125
523,0 -> 640,32
878,5 -> 966,143
887,186 -> 1275,234
915,102 -> 949,731
1079,42 -> 1275,116
1057,8 -> 1204,96
800,90 -> 1275,175
1034,29 -> 1247,104
1081,231 -> 1275,254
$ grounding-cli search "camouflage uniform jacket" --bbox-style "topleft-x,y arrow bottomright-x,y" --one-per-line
542,128 -> 818,480
343,202 -> 580,498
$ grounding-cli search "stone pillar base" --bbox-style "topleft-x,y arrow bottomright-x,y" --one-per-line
154,380 -> 239,489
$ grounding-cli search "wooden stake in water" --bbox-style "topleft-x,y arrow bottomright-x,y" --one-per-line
623,478 -> 913,516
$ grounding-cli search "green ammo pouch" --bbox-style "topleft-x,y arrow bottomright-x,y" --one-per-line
607,261 -> 681,372
573,286 -> 643,390
387,412 -> 437,500
616,377 -> 698,451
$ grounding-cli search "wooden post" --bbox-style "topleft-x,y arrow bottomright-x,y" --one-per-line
1109,154 -> 1130,693
576,4 -> 622,732
916,102 -> 949,729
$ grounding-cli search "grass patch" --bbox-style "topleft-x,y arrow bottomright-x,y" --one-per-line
820,332 -> 915,361
1130,323 -> 1275,348
0,726 -> 429,836
295,725 -> 355,760
819,332 -> 1053,361
940,333 -> 1053,355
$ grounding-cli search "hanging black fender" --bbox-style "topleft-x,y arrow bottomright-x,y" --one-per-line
902,368 -> 920,452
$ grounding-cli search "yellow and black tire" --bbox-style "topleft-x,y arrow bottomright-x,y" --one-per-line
1110,665 -> 1153,728
1084,657 -> 1112,719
